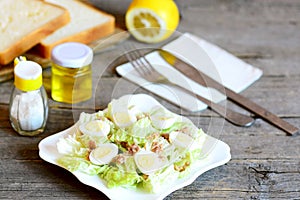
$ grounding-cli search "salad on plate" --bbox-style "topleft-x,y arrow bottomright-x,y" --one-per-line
55,94 -> 212,193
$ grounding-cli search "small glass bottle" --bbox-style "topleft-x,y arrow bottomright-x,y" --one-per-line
51,42 -> 93,104
9,59 -> 48,136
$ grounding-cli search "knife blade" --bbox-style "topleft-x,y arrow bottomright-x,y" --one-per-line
159,50 -> 299,135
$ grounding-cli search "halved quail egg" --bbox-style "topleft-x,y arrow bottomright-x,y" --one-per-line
112,111 -> 137,128
134,150 -> 168,175
109,97 -> 138,128
79,120 -> 110,137
169,131 -> 195,150
89,143 -> 119,165
150,106 -> 177,130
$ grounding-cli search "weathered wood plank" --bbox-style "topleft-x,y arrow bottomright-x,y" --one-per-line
176,0 -> 300,77
1,0 -> 300,199
1,159 -> 299,199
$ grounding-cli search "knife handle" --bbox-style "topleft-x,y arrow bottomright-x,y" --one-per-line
194,93 -> 254,127
160,50 -> 299,135
225,88 -> 299,135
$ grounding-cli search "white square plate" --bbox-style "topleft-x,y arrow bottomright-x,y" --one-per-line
38,94 -> 231,200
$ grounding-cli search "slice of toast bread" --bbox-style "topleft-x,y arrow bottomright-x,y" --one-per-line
0,0 -> 70,65
36,0 -> 115,58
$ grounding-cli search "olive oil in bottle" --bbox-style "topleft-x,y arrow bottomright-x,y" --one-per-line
51,42 -> 93,104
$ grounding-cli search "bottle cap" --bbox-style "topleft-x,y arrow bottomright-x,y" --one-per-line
14,61 -> 43,91
51,42 -> 93,68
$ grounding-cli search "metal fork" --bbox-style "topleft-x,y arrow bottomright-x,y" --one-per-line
124,48 -> 255,127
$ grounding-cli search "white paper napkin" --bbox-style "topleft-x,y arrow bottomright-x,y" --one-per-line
116,33 -> 263,112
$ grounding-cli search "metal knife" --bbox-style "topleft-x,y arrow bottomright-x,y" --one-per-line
159,50 -> 299,135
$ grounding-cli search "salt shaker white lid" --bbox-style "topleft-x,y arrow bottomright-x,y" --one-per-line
14,61 -> 43,91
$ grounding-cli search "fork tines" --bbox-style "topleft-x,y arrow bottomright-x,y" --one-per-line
124,47 -> 154,76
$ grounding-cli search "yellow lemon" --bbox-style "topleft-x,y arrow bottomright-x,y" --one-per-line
125,0 -> 180,43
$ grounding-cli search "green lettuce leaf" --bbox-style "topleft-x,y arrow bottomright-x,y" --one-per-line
77,133 -> 109,148
100,166 -> 141,188
114,155 -> 138,173
57,156 -> 108,175
139,165 -> 179,193
79,111 -> 105,124
127,117 -> 157,138
56,133 -> 89,157
109,128 -> 148,150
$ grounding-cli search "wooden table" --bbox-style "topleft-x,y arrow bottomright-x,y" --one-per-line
1,0 -> 299,199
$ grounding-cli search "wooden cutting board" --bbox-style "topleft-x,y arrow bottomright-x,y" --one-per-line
0,63 -> 14,82
0,54 -> 52,83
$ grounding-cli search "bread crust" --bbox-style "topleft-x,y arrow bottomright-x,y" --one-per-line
35,0 -> 115,58
0,1 -> 70,65
37,20 -> 115,59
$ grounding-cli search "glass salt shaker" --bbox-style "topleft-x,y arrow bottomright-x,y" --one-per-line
9,58 -> 48,136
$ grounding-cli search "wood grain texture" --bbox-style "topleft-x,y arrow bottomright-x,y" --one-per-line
0,0 -> 300,199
